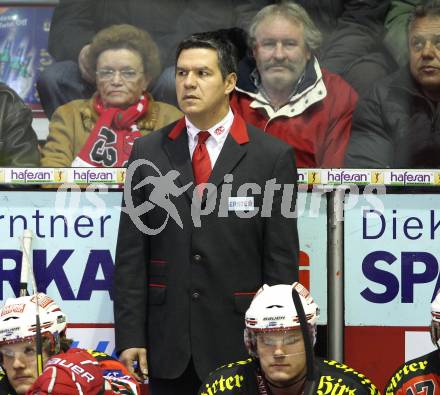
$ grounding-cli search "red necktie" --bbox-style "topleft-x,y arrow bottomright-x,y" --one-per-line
192,131 -> 212,185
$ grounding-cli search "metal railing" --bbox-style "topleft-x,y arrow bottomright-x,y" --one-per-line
327,187 -> 345,362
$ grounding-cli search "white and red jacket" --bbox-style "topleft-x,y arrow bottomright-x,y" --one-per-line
231,57 -> 358,168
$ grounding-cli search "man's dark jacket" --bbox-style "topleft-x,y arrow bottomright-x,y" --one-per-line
345,67 -> 440,168
0,83 -> 39,167
114,115 -> 299,381
290,0 -> 390,76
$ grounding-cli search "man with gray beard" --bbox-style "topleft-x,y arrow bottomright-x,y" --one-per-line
231,2 -> 358,168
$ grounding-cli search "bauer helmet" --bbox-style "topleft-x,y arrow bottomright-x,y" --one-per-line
244,282 -> 319,357
0,293 -> 67,351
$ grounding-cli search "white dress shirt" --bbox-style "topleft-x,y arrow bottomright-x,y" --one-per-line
186,108 -> 234,167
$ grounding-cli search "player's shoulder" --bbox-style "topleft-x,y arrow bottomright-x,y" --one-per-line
218,357 -> 255,370
318,358 -> 380,394
385,350 -> 439,395
200,358 -> 256,395
84,348 -> 115,361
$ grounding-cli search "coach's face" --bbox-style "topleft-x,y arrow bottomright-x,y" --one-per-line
176,48 -> 236,130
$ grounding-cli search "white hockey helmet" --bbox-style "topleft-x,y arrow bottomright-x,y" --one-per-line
244,282 -> 319,357
0,293 -> 67,347
431,289 -> 440,347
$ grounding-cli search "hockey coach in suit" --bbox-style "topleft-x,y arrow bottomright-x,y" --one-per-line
114,31 -> 299,395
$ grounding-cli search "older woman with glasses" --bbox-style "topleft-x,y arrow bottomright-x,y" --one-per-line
41,24 -> 182,167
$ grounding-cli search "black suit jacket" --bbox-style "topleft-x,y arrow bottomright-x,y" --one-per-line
114,114 -> 299,380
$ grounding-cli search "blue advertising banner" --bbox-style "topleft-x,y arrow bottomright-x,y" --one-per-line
345,194 -> 440,326
0,190 -> 328,352
0,6 -> 53,104
0,190 -> 121,323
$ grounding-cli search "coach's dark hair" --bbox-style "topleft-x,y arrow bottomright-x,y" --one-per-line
175,31 -> 238,80
408,0 -> 440,33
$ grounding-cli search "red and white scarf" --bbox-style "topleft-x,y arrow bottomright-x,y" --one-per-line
73,94 -> 149,167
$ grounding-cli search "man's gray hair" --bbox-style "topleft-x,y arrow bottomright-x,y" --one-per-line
248,2 -> 322,53
408,0 -> 440,34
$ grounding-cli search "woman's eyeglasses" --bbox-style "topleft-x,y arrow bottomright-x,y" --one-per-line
96,68 -> 143,81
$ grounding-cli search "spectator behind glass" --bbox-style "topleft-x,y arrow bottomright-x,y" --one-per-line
384,0 -> 421,68
36,0 -> 270,118
277,0 -> 393,97
198,283 -> 379,395
40,24 -> 182,168
385,288 -> 440,394
231,2 -> 358,168
0,83 -> 39,167
345,1 -> 440,168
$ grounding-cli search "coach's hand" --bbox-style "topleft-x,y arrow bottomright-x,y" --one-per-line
120,347 -> 148,381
